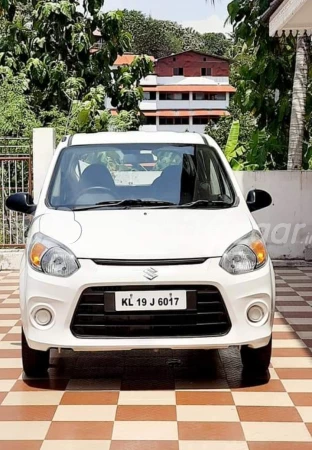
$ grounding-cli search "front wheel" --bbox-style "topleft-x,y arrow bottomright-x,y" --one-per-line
22,329 -> 50,377
240,337 -> 272,374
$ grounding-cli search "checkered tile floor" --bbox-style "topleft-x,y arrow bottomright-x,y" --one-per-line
1,268 -> 312,449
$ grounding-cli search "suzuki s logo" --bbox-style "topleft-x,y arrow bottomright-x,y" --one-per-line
143,267 -> 158,281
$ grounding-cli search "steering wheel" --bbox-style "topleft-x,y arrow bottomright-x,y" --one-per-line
75,186 -> 116,204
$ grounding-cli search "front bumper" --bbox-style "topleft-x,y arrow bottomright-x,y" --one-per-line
20,258 -> 275,352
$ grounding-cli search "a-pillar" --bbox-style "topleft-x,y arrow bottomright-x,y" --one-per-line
33,128 -> 56,203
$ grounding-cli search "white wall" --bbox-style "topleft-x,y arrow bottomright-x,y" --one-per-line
234,171 -> 312,260
154,76 -> 230,86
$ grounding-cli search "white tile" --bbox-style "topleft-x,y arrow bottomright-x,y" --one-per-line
8,326 -> 21,333
276,287 -> 295,293
282,276 -> 310,281
0,320 -> 18,327
276,296 -> 303,302
53,405 -> 117,421
0,379 -> 15,392
180,442 -> 248,450
273,324 -> 295,332
41,442 -> 111,450
112,421 -> 178,440
289,283 -> 312,288
287,318 -> 312,325
3,391 -> 64,405
298,331 -> 312,339
0,358 -> 22,368
275,270 -> 301,274
271,357 -> 312,368
272,339 -> 306,348
232,392 -> 293,407
282,380 -> 312,392
0,308 -> 20,314
269,368 -> 279,379
176,405 -> 239,422
274,312 -> 284,318
0,342 -> 21,349
118,390 -> 176,405
277,306 -> 312,312
0,421 -> 50,440
298,407 -> 312,422
242,422 -> 312,441
1,299 -> 20,305
0,286 -> 18,291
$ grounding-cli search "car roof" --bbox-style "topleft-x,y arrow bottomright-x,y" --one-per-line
69,131 -> 207,147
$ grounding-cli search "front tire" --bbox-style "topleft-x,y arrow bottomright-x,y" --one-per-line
241,337 -> 272,374
22,329 -> 50,377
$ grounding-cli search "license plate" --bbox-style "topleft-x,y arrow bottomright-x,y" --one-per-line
115,290 -> 187,312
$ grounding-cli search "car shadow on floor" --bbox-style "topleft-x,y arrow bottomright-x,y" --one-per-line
22,347 -> 270,391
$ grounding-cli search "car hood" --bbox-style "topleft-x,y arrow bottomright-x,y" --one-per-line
39,207 -> 253,259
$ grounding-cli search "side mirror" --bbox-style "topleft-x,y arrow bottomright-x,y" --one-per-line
246,189 -> 272,212
6,193 -> 36,215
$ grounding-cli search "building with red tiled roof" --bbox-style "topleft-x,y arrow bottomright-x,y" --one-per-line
106,50 -> 235,133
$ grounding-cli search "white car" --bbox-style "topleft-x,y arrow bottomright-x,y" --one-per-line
7,132 -> 275,378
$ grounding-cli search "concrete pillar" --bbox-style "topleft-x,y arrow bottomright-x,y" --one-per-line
226,92 -> 230,108
189,115 -> 193,132
33,128 -> 56,203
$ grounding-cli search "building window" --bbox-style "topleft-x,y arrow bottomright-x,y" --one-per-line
193,117 -> 210,125
159,117 -> 189,125
201,68 -> 212,76
144,116 -> 157,125
143,91 -> 156,101
193,116 -> 219,125
173,57 -> 176,61
159,92 -> 189,101
203,57 -> 207,61
173,67 -> 184,76
193,92 -> 226,101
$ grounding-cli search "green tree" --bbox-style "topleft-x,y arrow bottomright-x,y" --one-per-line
201,33 -> 232,57
227,0 -> 312,169
122,10 -> 231,59
122,10 -> 183,58
0,1 -> 154,136
0,73 -> 40,137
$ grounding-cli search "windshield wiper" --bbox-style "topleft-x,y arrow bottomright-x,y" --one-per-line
73,200 -> 175,211
177,200 -> 233,209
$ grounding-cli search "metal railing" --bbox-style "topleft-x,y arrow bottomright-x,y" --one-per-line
0,138 -> 32,248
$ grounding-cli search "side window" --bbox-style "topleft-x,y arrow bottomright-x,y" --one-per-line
209,158 -> 231,198
210,160 -> 222,196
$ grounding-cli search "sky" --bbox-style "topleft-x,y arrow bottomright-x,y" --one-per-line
102,0 -> 232,34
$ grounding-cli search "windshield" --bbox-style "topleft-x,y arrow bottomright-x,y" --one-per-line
47,143 -> 236,209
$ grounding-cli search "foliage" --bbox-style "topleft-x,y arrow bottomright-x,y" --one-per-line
0,0 -> 154,139
122,10 -> 232,59
206,103 -> 282,170
227,0 -> 312,169
201,33 -> 232,57
0,73 -> 40,137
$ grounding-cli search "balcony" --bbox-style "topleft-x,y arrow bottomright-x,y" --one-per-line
140,100 -> 157,111
155,76 -> 230,86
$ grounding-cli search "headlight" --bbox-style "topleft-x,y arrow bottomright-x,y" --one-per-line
29,233 -> 79,277
220,230 -> 268,275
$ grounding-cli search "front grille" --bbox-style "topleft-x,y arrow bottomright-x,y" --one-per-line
92,258 -> 207,266
71,285 -> 231,339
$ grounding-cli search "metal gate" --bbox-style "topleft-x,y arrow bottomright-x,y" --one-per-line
0,138 -> 32,248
